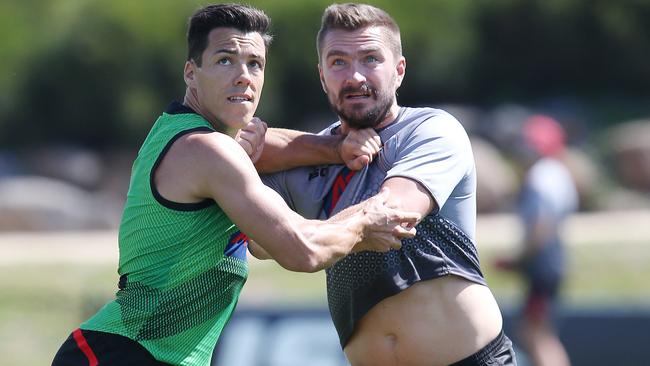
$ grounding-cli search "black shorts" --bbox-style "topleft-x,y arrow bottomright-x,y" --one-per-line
51,328 -> 171,366
449,330 -> 517,366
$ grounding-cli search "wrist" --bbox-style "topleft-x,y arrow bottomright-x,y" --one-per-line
350,207 -> 368,243
333,134 -> 345,163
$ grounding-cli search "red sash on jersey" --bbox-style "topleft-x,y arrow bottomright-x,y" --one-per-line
323,167 -> 356,217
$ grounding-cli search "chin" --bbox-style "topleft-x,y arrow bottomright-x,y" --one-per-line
228,120 -> 248,130
220,113 -> 250,128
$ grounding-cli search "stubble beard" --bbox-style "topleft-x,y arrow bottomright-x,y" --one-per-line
328,83 -> 393,129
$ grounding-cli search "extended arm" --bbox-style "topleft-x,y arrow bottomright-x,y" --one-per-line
174,132 -> 418,272
253,127 -> 382,173
254,128 -> 344,172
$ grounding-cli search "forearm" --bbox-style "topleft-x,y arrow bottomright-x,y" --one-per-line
254,128 -> 344,173
296,210 -> 366,272
233,186 -> 364,272
233,189 -> 412,272
295,193 -> 413,271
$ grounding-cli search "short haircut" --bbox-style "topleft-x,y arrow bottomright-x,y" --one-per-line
187,3 -> 273,66
316,3 -> 402,61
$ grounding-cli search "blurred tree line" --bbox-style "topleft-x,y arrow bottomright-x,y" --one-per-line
1,0 -> 649,151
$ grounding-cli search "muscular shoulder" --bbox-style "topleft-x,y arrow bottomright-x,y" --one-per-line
171,131 -> 251,172
165,131 -> 255,197
178,130 -> 235,156
382,107 -> 473,164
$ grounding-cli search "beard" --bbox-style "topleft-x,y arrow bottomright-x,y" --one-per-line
327,83 -> 393,129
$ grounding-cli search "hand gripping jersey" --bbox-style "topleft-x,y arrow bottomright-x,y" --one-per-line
263,107 -> 487,347
81,102 -> 248,365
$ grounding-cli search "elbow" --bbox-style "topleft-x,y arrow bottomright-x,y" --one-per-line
248,240 -> 272,260
249,250 -> 271,261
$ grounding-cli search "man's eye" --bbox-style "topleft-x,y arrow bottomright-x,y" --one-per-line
248,60 -> 263,69
365,55 -> 378,63
217,58 -> 232,65
332,59 -> 345,66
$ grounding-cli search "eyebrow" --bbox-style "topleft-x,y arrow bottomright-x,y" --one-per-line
214,48 -> 237,55
325,47 -> 381,59
213,48 -> 263,58
358,46 -> 381,54
325,50 -> 348,59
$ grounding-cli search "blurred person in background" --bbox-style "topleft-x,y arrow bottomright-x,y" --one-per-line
496,114 -> 577,366
258,3 -> 516,365
50,4 -> 420,366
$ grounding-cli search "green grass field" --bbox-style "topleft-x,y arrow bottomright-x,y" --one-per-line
2,240 -> 649,366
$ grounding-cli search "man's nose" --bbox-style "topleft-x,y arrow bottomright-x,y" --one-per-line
346,63 -> 367,85
234,64 -> 252,86
351,71 -> 367,84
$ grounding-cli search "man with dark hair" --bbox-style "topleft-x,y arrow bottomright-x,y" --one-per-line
261,3 -> 517,365
51,4 -> 419,366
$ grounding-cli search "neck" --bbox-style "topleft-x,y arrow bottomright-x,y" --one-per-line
183,88 -> 232,135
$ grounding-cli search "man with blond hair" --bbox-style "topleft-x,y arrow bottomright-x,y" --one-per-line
261,3 -> 516,365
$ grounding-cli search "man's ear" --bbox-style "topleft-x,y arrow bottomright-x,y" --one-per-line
318,63 -> 328,94
395,56 -> 406,89
184,60 -> 196,88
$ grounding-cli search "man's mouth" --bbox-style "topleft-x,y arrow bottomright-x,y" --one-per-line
345,92 -> 371,99
342,84 -> 373,100
228,94 -> 252,102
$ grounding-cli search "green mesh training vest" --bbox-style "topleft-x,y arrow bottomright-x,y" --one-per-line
82,103 -> 248,366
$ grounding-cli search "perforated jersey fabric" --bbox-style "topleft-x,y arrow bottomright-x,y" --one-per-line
81,102 -> 248,365
263,107 -> 486,346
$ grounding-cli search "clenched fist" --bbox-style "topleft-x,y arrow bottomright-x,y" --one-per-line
235,117 -> 267,163
338,128 -> 382,170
